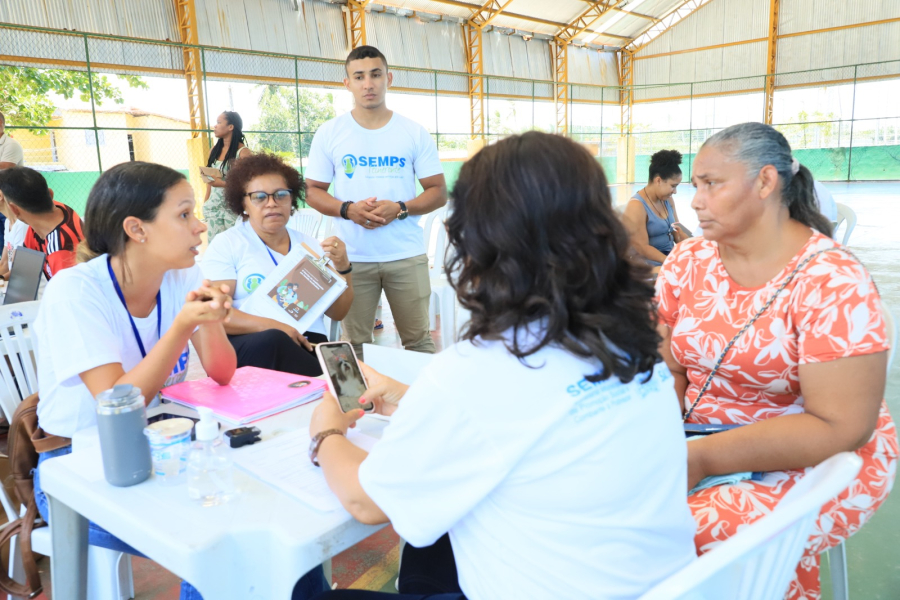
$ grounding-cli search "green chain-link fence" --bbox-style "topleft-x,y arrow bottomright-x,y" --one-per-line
2,23 -> 899,215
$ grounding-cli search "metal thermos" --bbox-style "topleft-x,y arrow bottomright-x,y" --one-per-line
95,384 -> 152,487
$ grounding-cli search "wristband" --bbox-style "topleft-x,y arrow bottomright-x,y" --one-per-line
336,263 -> 353,275
340,201 -> 353,220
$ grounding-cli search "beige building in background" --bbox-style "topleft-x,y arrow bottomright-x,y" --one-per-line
15,108 -> 191,172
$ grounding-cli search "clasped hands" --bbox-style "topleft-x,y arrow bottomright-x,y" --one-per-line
176,280 -> 233,330
347,197 -> 403,230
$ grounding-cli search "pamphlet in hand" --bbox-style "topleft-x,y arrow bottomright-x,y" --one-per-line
199,166 -> 223,181
241,243 -> 348,335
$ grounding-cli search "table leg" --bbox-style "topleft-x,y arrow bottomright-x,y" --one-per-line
48,493 -> 88,600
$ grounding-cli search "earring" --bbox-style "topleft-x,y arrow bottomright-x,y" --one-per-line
141,239 -> 146,243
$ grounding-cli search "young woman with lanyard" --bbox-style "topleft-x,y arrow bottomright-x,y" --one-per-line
30,162 -> 330,599
202,152 -> 354,377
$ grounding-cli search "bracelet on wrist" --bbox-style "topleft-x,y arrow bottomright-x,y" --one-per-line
340,201 -> 354,220
337,263 -> 353,275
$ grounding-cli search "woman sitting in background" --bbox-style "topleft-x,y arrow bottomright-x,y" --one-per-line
623,149 -> 690,265
306,131 -> 697,600
657,122 -> 897,600
202,153 -> 354,377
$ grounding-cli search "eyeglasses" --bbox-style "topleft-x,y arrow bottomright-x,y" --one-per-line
245,189 -> 293,206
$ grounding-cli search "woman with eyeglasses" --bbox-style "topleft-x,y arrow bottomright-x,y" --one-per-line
202,153 -> 354,376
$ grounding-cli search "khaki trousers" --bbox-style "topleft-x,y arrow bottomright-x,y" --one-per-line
342,254 -> 435,360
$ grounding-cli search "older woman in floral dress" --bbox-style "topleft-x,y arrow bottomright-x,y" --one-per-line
656,122 -> 896,600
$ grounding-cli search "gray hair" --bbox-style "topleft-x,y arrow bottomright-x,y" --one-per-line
701,122 -> 831,236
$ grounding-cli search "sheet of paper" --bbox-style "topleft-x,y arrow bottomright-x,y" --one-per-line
232,429 -> 377,512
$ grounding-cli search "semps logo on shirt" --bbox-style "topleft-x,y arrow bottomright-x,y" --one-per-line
243,273 -> 264,294
341,154 -> 407,179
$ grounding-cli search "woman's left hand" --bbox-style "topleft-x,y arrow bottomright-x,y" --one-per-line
322,236 -> 350,272
310,392 -> 365,437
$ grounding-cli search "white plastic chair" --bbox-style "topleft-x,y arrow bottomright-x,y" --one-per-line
834,203 -> 857,246
0,302 -> 135,600
286,208 -> 323,239
421,208 -> 458,349
824,304 -> 896,600
639,452 -> 863,600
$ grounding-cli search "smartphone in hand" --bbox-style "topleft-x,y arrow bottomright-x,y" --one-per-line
315,341 -> 375,413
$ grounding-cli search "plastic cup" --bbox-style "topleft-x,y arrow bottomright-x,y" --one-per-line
143,418 -> 194,485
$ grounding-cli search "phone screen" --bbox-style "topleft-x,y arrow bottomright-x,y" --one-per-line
318,343 -> 374,413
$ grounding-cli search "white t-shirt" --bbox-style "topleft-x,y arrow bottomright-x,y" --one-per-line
200,219 -> 327,336
305,112 -> 443,263
34,256 -> 202,438
813,180 -> 838,223
0,133 -> 24,167
359,331 -> 697,600
4,217 -> 27,270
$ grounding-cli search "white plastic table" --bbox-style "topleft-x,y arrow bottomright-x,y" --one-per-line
40,399 -> 388,600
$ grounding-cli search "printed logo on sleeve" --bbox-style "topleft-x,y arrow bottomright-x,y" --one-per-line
243,273 -> 265,294
341,154 -> 407,179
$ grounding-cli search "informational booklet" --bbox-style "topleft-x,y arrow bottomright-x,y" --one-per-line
161,367 -> 327,425
241,243 -> 348,335
199,166 -> 223,180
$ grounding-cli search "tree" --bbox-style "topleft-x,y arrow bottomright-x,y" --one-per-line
250,86 -> 335,161
0,66 -> 147,133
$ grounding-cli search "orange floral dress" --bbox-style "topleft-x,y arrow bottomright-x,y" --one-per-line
656,232 -> 897,600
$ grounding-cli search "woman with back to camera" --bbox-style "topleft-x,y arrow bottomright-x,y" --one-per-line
202,152 -> 354,377
622,149 -> 691,265
657,122 -> 897,599
203,111 -> 251,242
303,132 -> 697,600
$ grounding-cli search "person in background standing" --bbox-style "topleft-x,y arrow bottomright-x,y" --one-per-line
305,46 -> 447,360
202,111 -> 251,242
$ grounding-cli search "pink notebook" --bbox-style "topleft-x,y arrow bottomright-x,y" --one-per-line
161,367 -> 327,425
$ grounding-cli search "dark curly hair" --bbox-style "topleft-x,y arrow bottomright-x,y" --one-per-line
223,152 -> 304,219
447,132 -> 661,384
648,149 -> 682,182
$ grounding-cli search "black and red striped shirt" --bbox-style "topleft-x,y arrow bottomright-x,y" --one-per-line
24,201 -> 85,279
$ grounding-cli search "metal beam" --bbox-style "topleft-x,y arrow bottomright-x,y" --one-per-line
465,23 -> 485,140
635,38 -> 768,60
347,0 -> 371,49
174,0 -> 207,138
551,2 -> 619,136
465,1 -> 517,140
620,48 -> 634,135
764,0 -> 779,124
427,0 -> 628,40
557,1 -> 619,43
554,38 -> 568,135
627,0 -> 713,53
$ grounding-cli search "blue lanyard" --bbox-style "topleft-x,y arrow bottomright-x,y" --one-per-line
260,235 -> 291,266
107,257 -> 161,359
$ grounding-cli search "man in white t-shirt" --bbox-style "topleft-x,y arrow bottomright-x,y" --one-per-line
306,46 -> 447,359
0,112 -> 25,169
